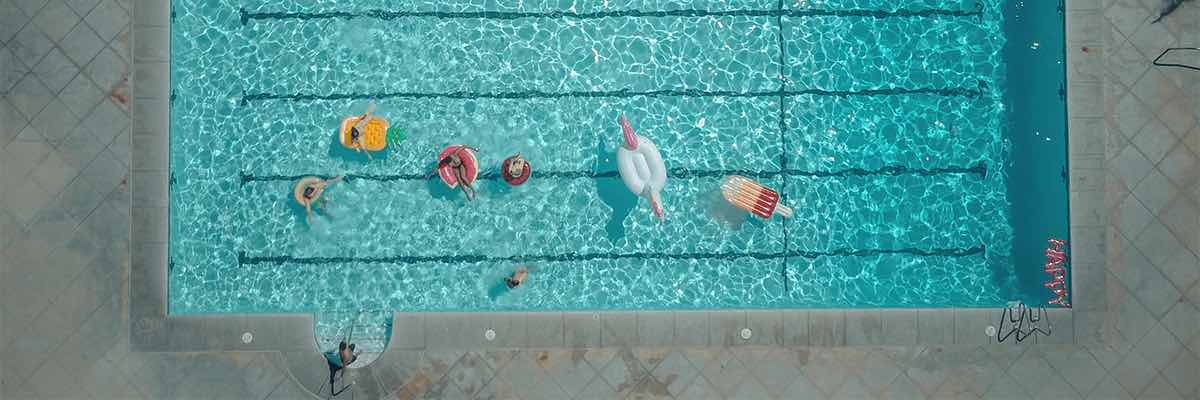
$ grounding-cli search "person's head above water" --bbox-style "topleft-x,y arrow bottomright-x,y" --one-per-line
502,153 -> 531,186
507,155 -> 526,176
505,266 -> 529,289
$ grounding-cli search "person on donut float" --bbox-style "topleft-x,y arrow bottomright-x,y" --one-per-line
293,175 -> 343,225
431,145 -> 480,201
501,153 -> 531,187
616,114 -> 667,223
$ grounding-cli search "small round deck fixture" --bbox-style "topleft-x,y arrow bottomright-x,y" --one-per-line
740,328 -> 753,340
242,332 -> 254,343
485,329 -> 496,342
986,326 -> 997,337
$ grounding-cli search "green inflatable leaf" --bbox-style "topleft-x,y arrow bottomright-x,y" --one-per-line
388,127 -> 407,146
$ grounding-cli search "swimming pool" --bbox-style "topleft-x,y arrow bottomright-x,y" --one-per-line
167,0 -> 1068,343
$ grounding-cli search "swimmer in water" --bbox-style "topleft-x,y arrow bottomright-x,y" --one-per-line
293,176 -> 343,225
505,266 -> 529,289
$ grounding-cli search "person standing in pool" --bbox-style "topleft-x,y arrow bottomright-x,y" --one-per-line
293,176 -> 343,225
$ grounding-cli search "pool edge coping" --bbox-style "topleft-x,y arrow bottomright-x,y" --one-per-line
129,0 -> 1106,387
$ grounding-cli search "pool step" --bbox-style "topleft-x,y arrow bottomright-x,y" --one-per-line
314,310 -> 393,369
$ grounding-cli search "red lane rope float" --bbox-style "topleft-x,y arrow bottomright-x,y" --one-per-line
1044,238 -> 1070,307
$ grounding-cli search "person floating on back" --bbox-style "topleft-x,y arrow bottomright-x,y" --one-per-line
293,175 -> 343,225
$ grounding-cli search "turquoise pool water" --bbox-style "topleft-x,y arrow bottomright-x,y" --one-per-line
168,0 -> 1068,332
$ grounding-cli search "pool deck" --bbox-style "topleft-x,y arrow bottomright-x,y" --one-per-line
2,0 -> 1199,398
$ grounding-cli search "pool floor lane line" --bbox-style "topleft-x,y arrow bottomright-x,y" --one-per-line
239,85 -> 987,104
237,246 -> 986,266
239,5 -> 985,24
238,162 -> 989,185
776,0 -> 790,295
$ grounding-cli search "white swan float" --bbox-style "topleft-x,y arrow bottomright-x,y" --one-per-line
616,115 -> 667,222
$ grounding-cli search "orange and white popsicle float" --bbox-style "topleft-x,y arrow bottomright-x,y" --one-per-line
721,175 -> 793,219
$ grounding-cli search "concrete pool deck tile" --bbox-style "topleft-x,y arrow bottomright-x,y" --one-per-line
1071,225 -> 1108,265
280,350 -> 329,396
708,310 -> 746,346
782,310 -> 810,346
485,312 -> 528,348
131,26 -> 166,62
809,310 -> 845,346
1070,155 -> 1106,192
564,312 -> 602,348
130,169 -> 165,207
953,309 -> 991,345
1071,81 -> 1106,119
525,312 -> 564,348
131,0 -> 167,28
1071,118 -> 1107,156
1068,10 -> 1106,48
131,205 -> 164,241
672,311 -> 708,346
425,312 -> 487,349
131,96 -> 165,137
388,312 -> 424,350
845,309 -> 884,346
916,309 -> 955,343
166,316 -> 222,351
129,240 -> 164,318
1073,262 -> 1108,311
881,309 -> 919,345
635,311 -> 673,346
600,312 -> 636,347
1039,309 -> 1077,345
744,310 -> 783,346
243,314 -> 317,352
1073,190 -> 1108,227
131,119 -> 165,164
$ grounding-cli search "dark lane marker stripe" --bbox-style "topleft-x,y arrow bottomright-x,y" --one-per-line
239,163 -> 988,185
240,6 -> 984,24
241,86 -> 986,104
238,246 -> 986,266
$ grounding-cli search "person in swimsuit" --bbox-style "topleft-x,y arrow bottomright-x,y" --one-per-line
294,176 -> 343,225
348,102 -> 375,161
433,145 -> 480,201
505,266 -> 529,289
323,340 -> 358,396
501,153 -> 531,186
